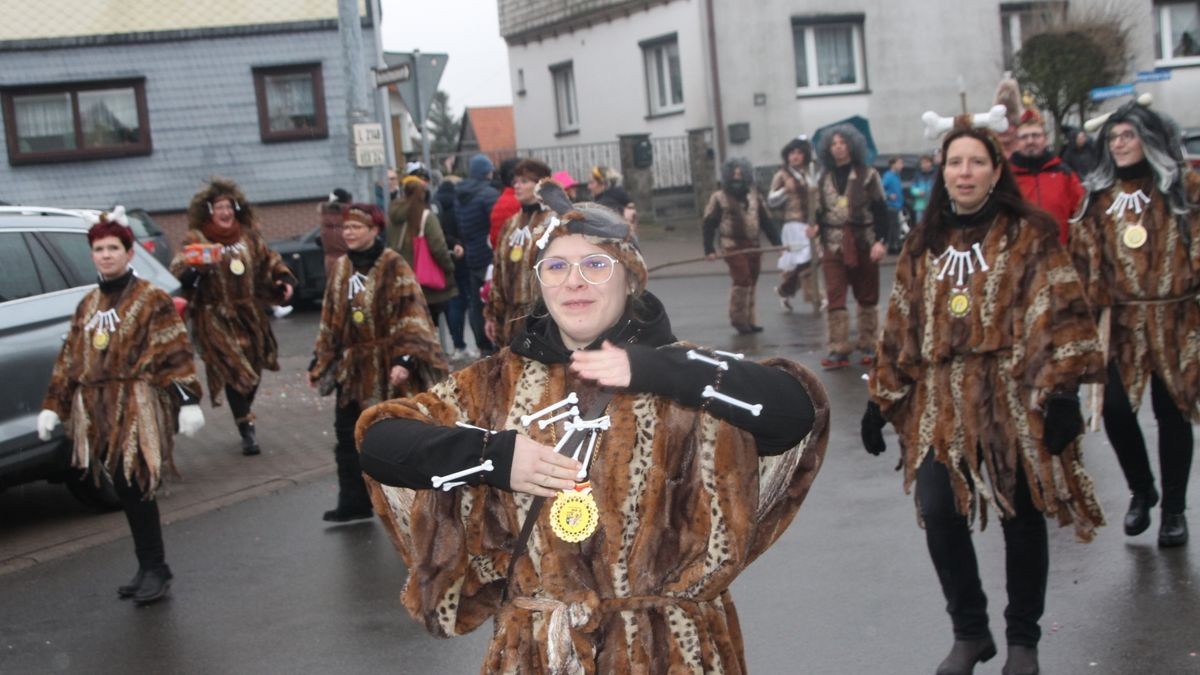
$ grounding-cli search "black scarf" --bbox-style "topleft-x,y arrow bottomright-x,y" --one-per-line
98,266 -> 135,295
347,237 -> 385,271
943,195 -> 1000,229
1115,159 -> 1152,182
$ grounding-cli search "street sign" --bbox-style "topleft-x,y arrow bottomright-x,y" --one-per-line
374,63 -> 411,87
355,144 -> 386,167
1136,70 -> 1171,83
353,122 -> 384,145
383,51 -> 448,124
1090,83 -> 1135,102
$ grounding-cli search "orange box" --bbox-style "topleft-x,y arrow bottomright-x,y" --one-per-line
183,243 -> 222,266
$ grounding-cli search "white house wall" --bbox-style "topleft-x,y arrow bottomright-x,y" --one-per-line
506,0 -> 708,149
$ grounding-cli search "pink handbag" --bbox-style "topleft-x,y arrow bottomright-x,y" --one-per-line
413,210 -> 447,291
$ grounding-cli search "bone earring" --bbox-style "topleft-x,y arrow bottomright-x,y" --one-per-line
234,201 -> 241,212
207,201 -> 214,215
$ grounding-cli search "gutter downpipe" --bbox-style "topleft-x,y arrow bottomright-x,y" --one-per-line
704,0 -> 726,165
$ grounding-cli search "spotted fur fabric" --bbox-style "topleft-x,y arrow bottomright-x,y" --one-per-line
310,249 -> 448,407
1070,172 -> 1200,417
486,208 -> 553,347
704,189 -> 767,249
169,228 -> 295,404
870,214 -> 1106,540
43,278 -> 201,495
355,351 -> 829,673
816,165 -> 884,253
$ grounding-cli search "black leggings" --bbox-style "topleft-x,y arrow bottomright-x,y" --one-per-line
916,453 -> 1047,647
1102,361 -> 1193,514
332,397 -> 371,511
225,384 -> 259,423
113,472 -> 166,570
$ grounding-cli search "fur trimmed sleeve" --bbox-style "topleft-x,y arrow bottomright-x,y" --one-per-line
382,256 -> 448,392
870,250 -> 919,419
309,258 -> 347,381
142,286 -> 202,404
1068,196 -> 1109,310
42,299 -> 90,418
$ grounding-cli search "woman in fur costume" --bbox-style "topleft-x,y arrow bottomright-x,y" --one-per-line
355,180 -> 828,673
308,204 -> 448,523
862,123 -> 1105,675
38,211 -> 205,605
768,136 -> 823,312
485,158 -> 554,348
1070,98 -> 1200,548
169,177 -> 295,456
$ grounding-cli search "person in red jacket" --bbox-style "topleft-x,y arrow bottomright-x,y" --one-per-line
488,157 -> 523,248
1009,108 -> 1084,244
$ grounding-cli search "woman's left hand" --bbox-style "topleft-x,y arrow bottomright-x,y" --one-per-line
389,365 -> 410,387
280,282 -> 294,303
869,241 -> 886,263
569,340 -> 630,387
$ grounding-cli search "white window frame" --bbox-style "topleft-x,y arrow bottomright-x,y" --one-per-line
1000,2 -> 1068,71
791,18 -> 866,97
1155,1 -> 1200,66
550,61 -> 579,134
642,35 -> 684,116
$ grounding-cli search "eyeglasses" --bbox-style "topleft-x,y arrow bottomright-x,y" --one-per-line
1107,130 -> 1137,144
534,254 -> 620,287
1017,132 -> 1045,141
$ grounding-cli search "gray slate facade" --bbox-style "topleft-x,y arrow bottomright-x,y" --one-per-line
0,21 -> 378,214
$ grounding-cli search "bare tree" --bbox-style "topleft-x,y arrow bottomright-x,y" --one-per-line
1013,3 -> 1134,145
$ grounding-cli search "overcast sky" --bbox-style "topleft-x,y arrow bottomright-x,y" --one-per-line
379,0 -> 513,117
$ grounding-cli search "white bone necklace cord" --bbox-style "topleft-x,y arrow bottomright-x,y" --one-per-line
934,242 -> 990,319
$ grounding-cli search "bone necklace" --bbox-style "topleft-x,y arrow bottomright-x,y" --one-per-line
1108,188 -> 1151,249
933,242 -> 990,319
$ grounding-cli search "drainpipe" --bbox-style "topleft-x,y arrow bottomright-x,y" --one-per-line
704,0 -> 726,165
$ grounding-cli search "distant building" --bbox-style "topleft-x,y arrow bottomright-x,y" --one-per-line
457,105 -> 516,160
499,0 -> 1200,169
0,0 -> 388,243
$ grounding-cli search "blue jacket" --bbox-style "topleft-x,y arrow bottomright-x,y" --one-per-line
882,170 -> 904,210
455,177 -> 500,270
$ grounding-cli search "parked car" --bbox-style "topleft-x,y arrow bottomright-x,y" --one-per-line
0,206 -> 180,510
1183,128 -> 1200,171
64,206 -> 173,267
270,226 -> 326,305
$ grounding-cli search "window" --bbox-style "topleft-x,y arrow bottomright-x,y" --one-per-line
1000,2 -> 1068,71
550,62 -> 579,134
1155,1 -> 1200,64
642,35 -> 684,116
0,233 -> 43,302
252,63 -> 328,143
40,231 -> 96,285
1,79 -> 150,165
792,16 -> 865,96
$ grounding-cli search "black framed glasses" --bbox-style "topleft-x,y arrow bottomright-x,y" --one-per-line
1107,129 -> 1137,144
534,254 -> 620,287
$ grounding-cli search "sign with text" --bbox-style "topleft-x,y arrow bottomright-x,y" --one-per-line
1089,83 -> 1135,102
382,51 -> 448,124
1135,70 -> 1171,83
355,144 -> 386,167
374,63 -> 411,87
353,123 -> 384,146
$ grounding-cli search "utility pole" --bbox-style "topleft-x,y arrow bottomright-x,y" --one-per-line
412,49 -> 433,170
338,0 -> 379,204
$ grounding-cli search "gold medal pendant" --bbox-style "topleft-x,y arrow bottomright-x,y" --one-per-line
92,331 -> 110,350
549,482 -> 599,543
948,288 -> 971,319
351,309 -> 366,325
509,245 -> 524,263
229,258 -> 246,275
836,195 -> 848,209
1122,224 -> 1147,249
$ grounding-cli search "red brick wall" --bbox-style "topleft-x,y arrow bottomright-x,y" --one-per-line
152,198 -> 327,249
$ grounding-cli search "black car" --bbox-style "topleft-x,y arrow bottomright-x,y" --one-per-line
0,206 -> 181,509
270,226 -> 326,305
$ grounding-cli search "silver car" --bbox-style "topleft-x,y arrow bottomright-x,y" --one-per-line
0,206 -> 180,509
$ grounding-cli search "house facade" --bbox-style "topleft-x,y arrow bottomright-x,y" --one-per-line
0,1 -> 390,242
500,0 -> 1200,171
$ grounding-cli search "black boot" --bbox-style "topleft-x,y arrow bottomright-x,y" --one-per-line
324,448 -> 373,523
1159,512 -> 1189,547
133,564 -> 173,606
117,568 -> 144,599
1002,645 -> 1039,675
937,636 -> 997,675
237,421 -> 261,456
1124,487 -> 1159,536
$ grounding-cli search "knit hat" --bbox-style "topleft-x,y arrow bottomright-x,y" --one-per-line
551,170 -> 577,189
468,154 -> 494,180
533,179 -> 647,295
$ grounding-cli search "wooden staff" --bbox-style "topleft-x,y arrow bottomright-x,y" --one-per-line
647,245 -> 788,273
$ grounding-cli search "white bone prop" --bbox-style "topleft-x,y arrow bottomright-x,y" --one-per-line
702,385 -> 763,416
686,350 -> 729,370
935,242 -> 990,286
439,480 -> 467,491
83,205 -> 129,227
521,392 -> 579,427
564,415 -> 611,434
712,350 -> 744,360
538,406 -> 580,430
576,432 -> 600,481
922,104 -> 1009,140
535,216 -> 562,250
431,459 -> 494,490
455,421 -> 496,434
85,308 -> 120,333
508,226 -> 532,247
1084,93 -> 1152,133
1106,190 -> 1151,219
348,272 -> 368,300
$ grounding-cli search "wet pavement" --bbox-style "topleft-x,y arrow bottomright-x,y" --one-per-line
2,228 -> 1198,673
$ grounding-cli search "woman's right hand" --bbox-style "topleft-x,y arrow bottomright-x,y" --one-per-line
509,434 -> 583,498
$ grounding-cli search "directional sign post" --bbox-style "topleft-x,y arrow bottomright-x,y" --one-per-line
374,63 -> 411,88
382,51 -> 448,170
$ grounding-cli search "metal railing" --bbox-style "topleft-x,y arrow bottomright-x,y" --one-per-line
649,135 -> 691,189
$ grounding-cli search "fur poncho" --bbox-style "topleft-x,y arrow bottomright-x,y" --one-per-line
310,248 -> 448,407
169,227 -> 295,404
486,207 -> 553,347
870,212 -> 1106,540
1070,171 -> 1200,416
355,299 -> 829,673
43,275 -> 201,495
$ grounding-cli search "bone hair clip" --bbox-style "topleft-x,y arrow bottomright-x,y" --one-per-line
431,459 -> 495,490
702,385 -> 763,416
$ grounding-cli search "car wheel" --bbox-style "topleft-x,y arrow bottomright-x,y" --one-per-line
64,467 -> 122,511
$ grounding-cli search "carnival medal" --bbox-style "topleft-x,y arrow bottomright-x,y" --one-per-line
948,288 -> 971,318
351,308 -> 366,325
1122,224 -> 1148,249
550,482 -> 599,543
85,308 -> 120,351
934,242 -> 989,320
229,258 -> 246,276
508,226 -> 532,263
92,331 -> 110,350
836,195 -> 848,209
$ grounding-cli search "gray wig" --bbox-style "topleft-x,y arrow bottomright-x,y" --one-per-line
720,157 -> 755,187
817,124 -> 869,171
1084,102 -> 1191,217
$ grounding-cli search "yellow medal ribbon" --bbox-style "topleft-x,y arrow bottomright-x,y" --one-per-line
549,482 -> 599,543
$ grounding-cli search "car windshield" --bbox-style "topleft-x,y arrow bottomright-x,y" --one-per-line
124,211 -> 163,238
1185,136 -> 1200,155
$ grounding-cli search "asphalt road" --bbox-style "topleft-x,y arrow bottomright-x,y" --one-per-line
2,268 -> 1198,674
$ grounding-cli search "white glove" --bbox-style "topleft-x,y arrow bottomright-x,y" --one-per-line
37,409 -> 60,441
178,405 -> 205,438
